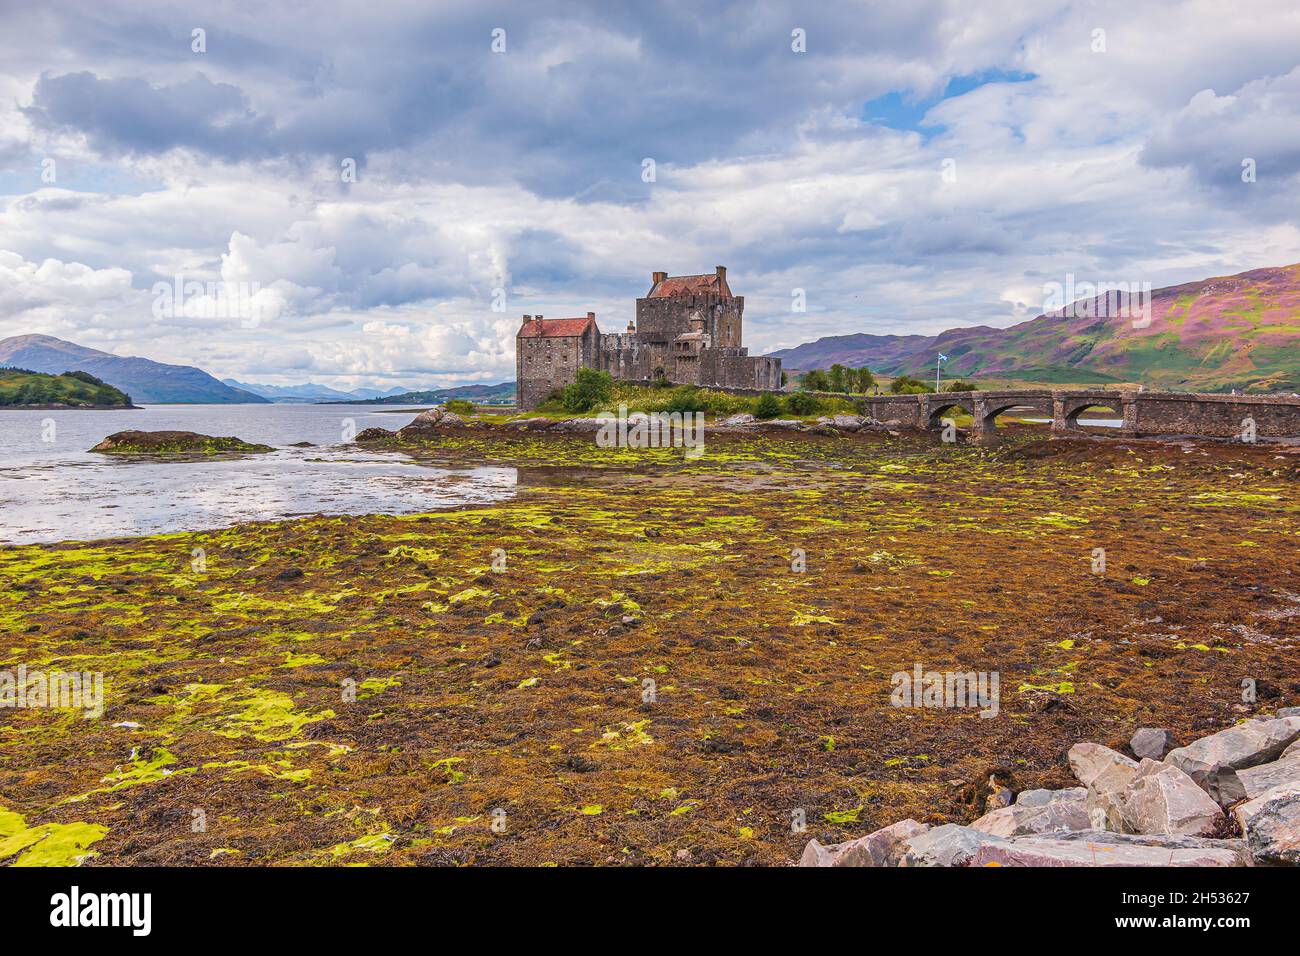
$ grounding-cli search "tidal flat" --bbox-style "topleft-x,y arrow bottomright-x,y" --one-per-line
2,428 -> 1298,866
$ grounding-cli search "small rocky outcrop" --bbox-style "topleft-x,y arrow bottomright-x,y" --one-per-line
717,413 -> 756,428
800,710 -> 1300,867
549,418 -> 604,433
397,407 -> 470,437
89,430 -> 272,457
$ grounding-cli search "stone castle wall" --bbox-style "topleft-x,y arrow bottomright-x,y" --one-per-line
516,324 -> 600,410
515,273 -> 781,409
634,294 -> 743,348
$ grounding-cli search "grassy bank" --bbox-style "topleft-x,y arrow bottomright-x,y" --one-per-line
0,368 -> 133,408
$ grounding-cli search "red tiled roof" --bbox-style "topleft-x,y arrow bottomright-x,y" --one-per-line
517,316 -> 597,338
648,273 -> 731,298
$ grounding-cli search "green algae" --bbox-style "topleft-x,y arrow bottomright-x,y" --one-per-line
99,746 -> 192,791
0,807 -> 107,867
5,429 -> 1298,866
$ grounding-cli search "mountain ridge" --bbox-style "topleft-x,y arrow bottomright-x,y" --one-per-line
221,379 -> 412,403
767,263 -> 1300,393
0,334 -> 268,404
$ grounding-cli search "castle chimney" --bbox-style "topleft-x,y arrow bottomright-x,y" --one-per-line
522,314 -> 532,324
715,265 -> 727,285
652,271 -> 667,285
587,312 -> 595,321
535,314 -> 543,321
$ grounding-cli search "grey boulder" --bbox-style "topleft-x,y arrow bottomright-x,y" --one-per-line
829,415 -> 865,432
401,407 -> 466,432
552,417 -> 604,433
1166,716 -> 1300,776
1165,716 -> 1300,805
970,788 -> 1090,837
1119,759 -> 1224,836
1237,753 -> 1300,801
899,824 -> 1007,867
717,413 -> 756,428
1236,785 -> 1300,865
798,819 -> 928,867
1131,727 -> 1176,760
971,831 -> 1248,867
505,417 -> 555,430
1069,743 -> 1139,793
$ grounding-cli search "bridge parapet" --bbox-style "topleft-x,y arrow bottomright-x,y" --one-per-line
853,388 -> 1300,441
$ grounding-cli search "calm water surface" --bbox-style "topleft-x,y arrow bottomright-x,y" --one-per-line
0,404 -> 515,544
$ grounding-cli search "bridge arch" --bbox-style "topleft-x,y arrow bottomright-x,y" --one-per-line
926,398 -> 972,429
1062,400 -> 1120,427
977,399 -> 1052,431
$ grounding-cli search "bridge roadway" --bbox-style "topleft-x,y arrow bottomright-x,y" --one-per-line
855,389 -> 1300,442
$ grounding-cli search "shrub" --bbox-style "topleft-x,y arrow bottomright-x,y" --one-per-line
560,368 -> 614,414
799,369 -> 830,391
753,392 -> 782,419
889,375 -> 933,394
444,398 -> 476,414
784,391 -> 821,416
661,387 -> 708,414
942,380 -> 978,393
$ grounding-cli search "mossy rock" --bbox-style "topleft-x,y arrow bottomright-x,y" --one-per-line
89,430 -> 273,458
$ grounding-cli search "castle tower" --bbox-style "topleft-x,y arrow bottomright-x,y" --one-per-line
636,265 -> 742,349
515,312 -> 600,410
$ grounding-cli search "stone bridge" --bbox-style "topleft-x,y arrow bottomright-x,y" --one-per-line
856,389 -> 1300,442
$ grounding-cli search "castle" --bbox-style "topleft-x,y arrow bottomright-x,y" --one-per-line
515,266 -> 782,409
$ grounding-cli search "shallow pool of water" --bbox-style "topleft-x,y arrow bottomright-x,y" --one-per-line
0,404 -> 515,544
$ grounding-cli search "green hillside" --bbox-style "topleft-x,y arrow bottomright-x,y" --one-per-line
0,367 -> 134,408
771,263 -> 1300,393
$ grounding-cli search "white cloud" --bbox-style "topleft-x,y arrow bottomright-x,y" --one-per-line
0,0 -> 1298,385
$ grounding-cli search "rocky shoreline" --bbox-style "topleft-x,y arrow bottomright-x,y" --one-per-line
355,406 -> 904,443
801,711 -> 1300,867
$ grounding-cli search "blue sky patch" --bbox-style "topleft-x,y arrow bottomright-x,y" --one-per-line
862,69 -> 1036,137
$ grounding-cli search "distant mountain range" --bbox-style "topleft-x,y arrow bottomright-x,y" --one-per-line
339,382 -> 516,405
768,263 -> 1300,393
0,335 -> 267,404
221,380 -> 411,403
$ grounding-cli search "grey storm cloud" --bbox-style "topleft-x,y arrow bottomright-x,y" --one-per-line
25,71 -> 278,160
14,1 -> 994,196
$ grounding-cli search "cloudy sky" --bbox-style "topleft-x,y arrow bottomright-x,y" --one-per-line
1,0 -> 1298,389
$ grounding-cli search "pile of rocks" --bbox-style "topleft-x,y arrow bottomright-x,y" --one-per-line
800,710 -> 1300,867
398,407 -> 472,434
716,413 -> 896,434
